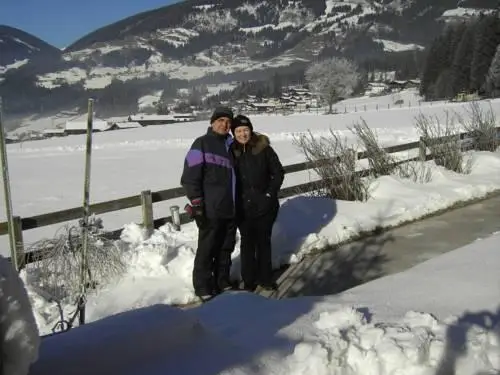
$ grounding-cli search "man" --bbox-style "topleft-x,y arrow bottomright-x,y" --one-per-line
181,106 -> 237,302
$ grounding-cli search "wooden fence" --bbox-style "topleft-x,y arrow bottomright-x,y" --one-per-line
2,128 -> 499,267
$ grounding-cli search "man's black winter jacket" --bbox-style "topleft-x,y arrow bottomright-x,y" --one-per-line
180,127 -> 236,219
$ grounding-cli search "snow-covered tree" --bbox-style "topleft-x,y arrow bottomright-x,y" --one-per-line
484,43 -> 500,98
305,57 -> 360,113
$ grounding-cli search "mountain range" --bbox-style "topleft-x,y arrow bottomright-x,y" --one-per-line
0,0 -> 498,120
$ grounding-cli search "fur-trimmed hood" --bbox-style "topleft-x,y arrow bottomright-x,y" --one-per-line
232,132 -> 270,156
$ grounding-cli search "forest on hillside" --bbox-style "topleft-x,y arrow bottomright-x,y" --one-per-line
420,12 -> 500,100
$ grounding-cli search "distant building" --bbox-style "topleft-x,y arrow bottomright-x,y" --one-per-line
43,129 -> 67,138
128,113 -> 196,126
107,122 -> 142,131
249,103 -> 277,112
5,135 -> 20,144
65,118 -> 109,135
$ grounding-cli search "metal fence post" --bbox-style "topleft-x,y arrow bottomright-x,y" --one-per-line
170,205 -> 181,231
0,97 -> 19,271
141,190 -> 154,237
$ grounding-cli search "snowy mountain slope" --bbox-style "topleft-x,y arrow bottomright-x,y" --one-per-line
0,25 -> 61,83
0,26 -> 60,66
1,0 -> 498,117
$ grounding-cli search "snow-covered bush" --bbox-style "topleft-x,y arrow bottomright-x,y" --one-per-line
350,119 -> 397,178
396,160 -> 434,184
415,111 -> 470,174
293,129 -> 368,201
456,101 -> 498,152
23,216 -> 126,332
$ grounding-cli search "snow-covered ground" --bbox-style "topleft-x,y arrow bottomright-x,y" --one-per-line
0,89 -> 499,337
19,149 -> 500,337
2,88 -> 497,339
30,231 -> 500,375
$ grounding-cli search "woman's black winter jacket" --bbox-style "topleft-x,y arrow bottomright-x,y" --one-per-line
231,132 -> 285,218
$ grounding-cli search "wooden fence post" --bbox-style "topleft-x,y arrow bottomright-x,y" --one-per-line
141,190 -> 154,237
12,216 -> 24,269
419,137 -> 427,161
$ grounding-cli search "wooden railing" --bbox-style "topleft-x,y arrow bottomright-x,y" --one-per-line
3,128 -> 499,267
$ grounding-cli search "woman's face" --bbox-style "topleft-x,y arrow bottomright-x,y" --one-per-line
234,126 -> 252,144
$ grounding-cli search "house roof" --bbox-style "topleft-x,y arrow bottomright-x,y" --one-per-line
110,122 -> 142,129
129,114 -> 175,121
43,128 -> 66,134
65,119 -> 109,131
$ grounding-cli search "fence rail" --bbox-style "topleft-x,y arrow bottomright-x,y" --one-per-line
3,127 -> 500,267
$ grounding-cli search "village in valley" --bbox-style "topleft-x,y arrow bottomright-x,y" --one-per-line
6,76 -> 421,143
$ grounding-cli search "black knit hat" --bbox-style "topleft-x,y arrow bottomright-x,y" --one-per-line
231,114 -> 253,134
210,106 -> 234,123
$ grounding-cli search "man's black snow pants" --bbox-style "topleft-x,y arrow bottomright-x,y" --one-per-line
193,218 -> 236,295
238,208 -> 278,288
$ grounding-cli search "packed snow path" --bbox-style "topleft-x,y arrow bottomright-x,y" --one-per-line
276,192 -> 500,299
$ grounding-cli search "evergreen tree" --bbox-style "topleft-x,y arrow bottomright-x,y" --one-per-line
420,33 -> 450,99
420,22 -> 468,99
451,22 -> 477,97
470,13 -> 500,93
484,44 -> 500,97
271,73 -> 283,97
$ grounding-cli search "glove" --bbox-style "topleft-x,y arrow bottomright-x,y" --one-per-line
184,198 -> 206,229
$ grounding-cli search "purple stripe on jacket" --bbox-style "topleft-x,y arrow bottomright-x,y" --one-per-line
185,149 -> 204,167
204,153 -> 232,169
185,137 -> 236,208
185,150 -> 233,169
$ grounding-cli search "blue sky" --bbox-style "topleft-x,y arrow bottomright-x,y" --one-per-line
0,0 -> 180,48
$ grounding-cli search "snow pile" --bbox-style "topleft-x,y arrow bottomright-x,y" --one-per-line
0,255 -> 40,375
279,308 -> 499,375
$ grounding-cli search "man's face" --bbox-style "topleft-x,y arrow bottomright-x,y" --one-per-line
211,117 -> 231,135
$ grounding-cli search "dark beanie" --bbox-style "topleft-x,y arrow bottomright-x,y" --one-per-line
210,106 -> 234,123
231,114 -> 253,134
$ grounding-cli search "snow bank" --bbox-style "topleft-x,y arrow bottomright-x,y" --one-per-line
0,255 -> 40,375
29,304 -> 249,375
29,295 -> 500,375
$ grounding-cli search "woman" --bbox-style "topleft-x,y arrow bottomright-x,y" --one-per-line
231,114 -> 285,291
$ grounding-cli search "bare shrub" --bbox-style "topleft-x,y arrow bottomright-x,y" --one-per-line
456,101 -> 499,152
293,130 -> 369,201
415,111 -> 470,174
350,119 -> 397,177
397,160 -> 433,183
24,216 -> 126,305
